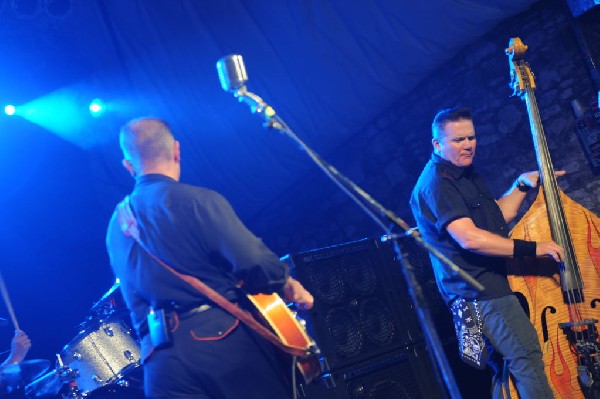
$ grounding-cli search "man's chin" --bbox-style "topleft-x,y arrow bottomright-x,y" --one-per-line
458,158 -> 473,167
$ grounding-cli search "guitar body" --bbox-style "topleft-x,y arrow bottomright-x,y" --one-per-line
246,293 -> 322,384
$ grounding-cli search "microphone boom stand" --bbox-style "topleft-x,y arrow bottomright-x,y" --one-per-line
230,86 -> 484,399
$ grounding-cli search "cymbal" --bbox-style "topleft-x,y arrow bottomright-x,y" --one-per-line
0,359 -> 50,388
25,369 -> 64,398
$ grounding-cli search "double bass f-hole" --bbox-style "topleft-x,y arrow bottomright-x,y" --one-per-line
506,37 -> 600,399
541,306 -> 556,343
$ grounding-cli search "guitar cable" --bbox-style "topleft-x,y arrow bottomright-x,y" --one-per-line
291,355 -> 298,399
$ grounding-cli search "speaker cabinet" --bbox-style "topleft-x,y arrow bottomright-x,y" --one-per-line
300,344 -> 445,399
287,236 -> 452,372
287,236 -> 488,399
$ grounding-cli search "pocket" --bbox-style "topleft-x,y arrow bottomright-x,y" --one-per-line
464,192 -> 507,236
188,308 -> 240,341
465,195 -> 483,210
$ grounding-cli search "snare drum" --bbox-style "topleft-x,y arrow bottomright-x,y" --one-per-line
60,320 -> 141,394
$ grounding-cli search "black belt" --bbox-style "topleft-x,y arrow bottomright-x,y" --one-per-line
137,303 -> 213,339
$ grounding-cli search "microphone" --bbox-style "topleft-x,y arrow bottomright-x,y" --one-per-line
216,55 -> 248,93
216,54 -> 280,129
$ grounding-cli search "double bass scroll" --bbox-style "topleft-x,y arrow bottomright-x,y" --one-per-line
506,37 -> 600,399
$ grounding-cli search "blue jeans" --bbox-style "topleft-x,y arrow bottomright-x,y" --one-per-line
478,295 -> 553,399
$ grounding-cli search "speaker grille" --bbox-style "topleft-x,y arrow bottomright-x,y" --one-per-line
289,237 -> 418,370
344,351 -> 420,399
325,307 -> 364,358
300,345 -> 446,399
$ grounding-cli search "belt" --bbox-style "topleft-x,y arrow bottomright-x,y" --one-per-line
137,303 -> 213,339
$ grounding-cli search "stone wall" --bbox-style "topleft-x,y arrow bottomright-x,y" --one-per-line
248,0 -> 600,257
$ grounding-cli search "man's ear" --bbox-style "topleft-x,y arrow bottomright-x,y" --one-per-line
174,140 -> 181,163
432,137 -> 441,154
122,159 -> 136,177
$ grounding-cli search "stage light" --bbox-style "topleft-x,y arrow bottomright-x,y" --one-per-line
4,105 -> 16,116
88,98 -> 105,118
16,91 -> 88,146
9,88 -> 121,148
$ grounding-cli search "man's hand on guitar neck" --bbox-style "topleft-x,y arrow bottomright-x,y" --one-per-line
283,277 -> 314,310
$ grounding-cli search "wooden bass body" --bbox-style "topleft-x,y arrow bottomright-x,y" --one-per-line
508,188 -> 600,398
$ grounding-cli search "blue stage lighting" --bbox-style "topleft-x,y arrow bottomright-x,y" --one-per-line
89,98 -> 105,118
17,92 -> 88,146
4,105 -> 16,116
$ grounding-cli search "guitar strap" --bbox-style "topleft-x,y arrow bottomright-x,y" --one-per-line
115,195 -> 307,358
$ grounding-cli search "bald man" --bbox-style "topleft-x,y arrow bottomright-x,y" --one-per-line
106,117 -> 313,399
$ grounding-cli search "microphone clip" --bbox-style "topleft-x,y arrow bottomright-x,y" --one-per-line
234,87 -> 282,130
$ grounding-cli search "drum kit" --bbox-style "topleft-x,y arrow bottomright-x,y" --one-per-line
0,283 -> 143,399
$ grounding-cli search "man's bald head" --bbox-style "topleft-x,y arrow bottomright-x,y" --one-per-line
119,117 -> 177,176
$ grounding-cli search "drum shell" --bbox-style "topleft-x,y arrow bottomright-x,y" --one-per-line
60,321 -> 140,394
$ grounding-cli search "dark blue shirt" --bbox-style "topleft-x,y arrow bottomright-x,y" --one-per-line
106,174 -> 289,354
410,153 -> 513,304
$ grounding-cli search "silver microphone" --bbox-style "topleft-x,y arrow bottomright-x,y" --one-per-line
216,54 -> 280,129
216,54 -> 248,93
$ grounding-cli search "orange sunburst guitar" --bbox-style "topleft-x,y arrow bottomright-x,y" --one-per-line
247,293 -> 323,384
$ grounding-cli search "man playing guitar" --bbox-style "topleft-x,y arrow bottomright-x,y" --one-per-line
106,117 -> 314,399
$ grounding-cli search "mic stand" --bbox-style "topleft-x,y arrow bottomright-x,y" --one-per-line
231,88 -> 485,399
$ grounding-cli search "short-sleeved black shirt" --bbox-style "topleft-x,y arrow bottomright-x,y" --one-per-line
106,174 -> 289,358
410,153 -> 513,304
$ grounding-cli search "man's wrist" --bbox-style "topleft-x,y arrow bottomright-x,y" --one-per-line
513,239 -> 536,257
515,180 -> 531,192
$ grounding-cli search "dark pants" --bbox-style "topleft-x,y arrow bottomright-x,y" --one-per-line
478,294 -> 553,399
143,307 -> 292,399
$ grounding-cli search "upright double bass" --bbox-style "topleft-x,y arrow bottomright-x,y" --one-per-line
506,38 -> 600,398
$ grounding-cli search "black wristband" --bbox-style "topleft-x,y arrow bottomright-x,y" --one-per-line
513,239 -> 537,257
516,180 -> 531,192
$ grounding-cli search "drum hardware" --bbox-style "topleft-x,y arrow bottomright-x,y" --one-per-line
24,354 -> 78,398
115,378 -> 130,388
103,325 -> 114,337
89,283 -> 127,322
56,356 -> 82,399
